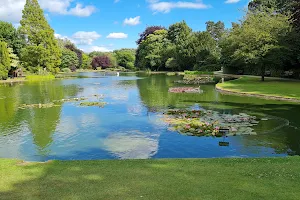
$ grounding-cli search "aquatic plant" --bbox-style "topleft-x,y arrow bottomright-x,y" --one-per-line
166,72 -> 176,76
79,102 -> 107,107
163,109 -> 260,137
184,71 -> 214,75
168,87 -> 202,93
175,75 -> 215,85
18,103 -> 58,109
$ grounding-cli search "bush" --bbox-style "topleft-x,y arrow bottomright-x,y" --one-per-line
62,68 -> 71,73
194,64 -> 221,72
184,71 -> 214,75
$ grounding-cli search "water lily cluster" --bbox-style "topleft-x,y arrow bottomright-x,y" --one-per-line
18,95 -> 106,109
163,109 -> 259,137
168,87 -> 202,93
175,75 -> 215,85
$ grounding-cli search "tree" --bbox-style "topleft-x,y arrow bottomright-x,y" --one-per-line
136,29 -> 171,71
20,0 -> 61,73
8,47 -> 19,70
0,21 -> 24,56
223,10 -> 291,81
189,31 -> 220,71
206,21 -> 225,41
60,49 -> 79,70
136,26 -> 166,45
0,41 -> 11,80
82,53 -> 92,69
65,43 -> 82,68
114,49 -> 136,70
167,21 -> 193,70
91,55 -> 112,69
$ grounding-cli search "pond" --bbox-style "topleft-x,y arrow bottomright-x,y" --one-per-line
0,72 -> 299,161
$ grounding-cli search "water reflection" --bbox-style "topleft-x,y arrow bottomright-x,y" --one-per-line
0,73 -> 299,161
136,74 -> 300,156
101,131 -> 159,159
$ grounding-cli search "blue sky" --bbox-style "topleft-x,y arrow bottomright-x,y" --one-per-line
0,0 -> 249,52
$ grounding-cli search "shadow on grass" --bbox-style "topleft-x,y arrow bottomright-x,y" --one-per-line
1,158 -> 300,200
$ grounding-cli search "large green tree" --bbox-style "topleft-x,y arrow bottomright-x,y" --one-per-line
0,41 -> 11,80
206,21 -> 225,42
60,49 -> 79,69
189,31 -> 220,71
136,30 -> 171,71
114,49 -> 136,70
222,10 -> 291,81
167,21 -> 193,70
20,0 -> 61,73
0,21 -> 24,56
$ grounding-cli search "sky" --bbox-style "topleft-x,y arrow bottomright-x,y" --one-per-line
0,0 -> 250,52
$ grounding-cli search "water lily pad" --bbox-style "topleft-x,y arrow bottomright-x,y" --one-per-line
163,109 -> 260,137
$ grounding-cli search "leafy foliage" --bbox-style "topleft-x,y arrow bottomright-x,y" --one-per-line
65,43 -> 82,68
82,53 -> 92,69
221,10 -> 291,80
0,21 -> 25,56
136,26 -> 166,45
91,55 -> 112,69
114,49 -> 136,70
61,49 -> 79,70
0,41 -> 11,80
20,0 -> 61,73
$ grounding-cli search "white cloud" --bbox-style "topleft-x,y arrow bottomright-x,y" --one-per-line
106,32 -> 128,39
147,0 -> 210,13
123,16 -> 141,26
81,45 -> 112,53
72,31 -> 101,45
0,0 -> 96,23
67,4 -> 96,17
225,0 -> 240,3
54,33 -> 77,44
0,0 -> 24,23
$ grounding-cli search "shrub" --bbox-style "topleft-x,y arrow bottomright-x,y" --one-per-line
62,68 -> 71,73
92,55 -> 111,69
184,71 -> 214,75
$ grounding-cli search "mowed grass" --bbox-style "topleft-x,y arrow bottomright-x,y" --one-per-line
217,77 -> 300,99
1,157 -> 300,200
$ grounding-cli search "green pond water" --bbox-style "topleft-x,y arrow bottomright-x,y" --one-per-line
0,72 -> 299,161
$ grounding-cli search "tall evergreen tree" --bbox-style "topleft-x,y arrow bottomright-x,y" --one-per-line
0,41 -> 11,80
20,0 -> 61,73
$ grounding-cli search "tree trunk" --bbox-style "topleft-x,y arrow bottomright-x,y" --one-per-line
261,64 -> 265,82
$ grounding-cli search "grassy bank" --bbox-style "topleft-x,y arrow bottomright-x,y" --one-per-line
0,77 -> 26,84
26,75 -> 55,82
1,157 -> 300,200
217,77 -> 300,100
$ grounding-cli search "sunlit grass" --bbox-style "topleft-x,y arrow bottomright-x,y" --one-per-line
26,75 -> 55,82
0,157 -> 300,199
217,77 -> 300,100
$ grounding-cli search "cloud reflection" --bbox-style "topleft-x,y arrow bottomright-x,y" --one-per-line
101,130 -> 159,159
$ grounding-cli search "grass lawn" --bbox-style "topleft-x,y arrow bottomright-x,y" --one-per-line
1,157 -> 300,200
0,77 -> 26,84
217,77 -> 300,100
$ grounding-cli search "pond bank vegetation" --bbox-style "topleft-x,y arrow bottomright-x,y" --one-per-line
216,77 -> 300,102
